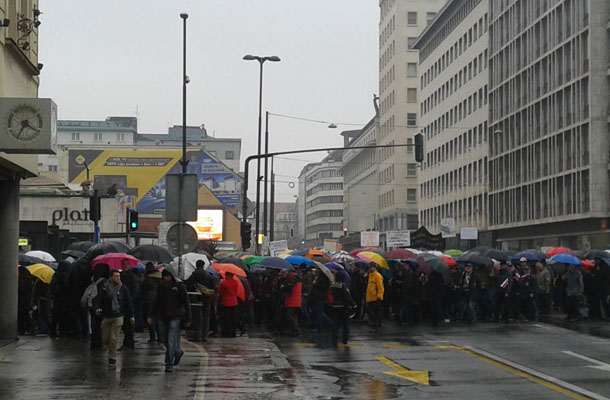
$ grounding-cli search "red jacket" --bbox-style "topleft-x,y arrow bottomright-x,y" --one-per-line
218,276 -> 238,307
284,273 -> 302,308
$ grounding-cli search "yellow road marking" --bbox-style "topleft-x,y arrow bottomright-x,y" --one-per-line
376,356 -> 429,385
436,346 -> 590,400
382,344 -> 410,348
294,343 -> 316,347
339,343 -> 363,347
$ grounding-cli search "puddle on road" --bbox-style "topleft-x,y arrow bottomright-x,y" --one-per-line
315,365 -> 400,400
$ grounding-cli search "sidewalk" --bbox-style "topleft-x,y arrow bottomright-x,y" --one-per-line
539,311 -> 610,339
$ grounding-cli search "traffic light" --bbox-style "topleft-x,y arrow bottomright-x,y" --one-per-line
89,191 -> 100,222
128,209 -> 139,231
343,227 -> 348,236
414,133 -> 424,163
241,221 -> 252,250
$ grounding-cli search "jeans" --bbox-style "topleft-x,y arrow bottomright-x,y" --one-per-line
101,316 -> 124,361
158,319 -> 182,367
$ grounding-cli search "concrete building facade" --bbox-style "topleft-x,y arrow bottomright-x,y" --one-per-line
298,151 -> 344,248
488,0 -> 610,249
377,0 -> 447,234
415,0 -> 490,244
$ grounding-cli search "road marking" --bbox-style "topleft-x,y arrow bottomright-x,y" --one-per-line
294,342 -> 316,347
189,341 -> 209,400
382,344 -> 410,348
338,343 -> 363,347
533,324 -> 554,330
563,351 -> 610,372
376,356 -> 429,385
437,345 -> 608,400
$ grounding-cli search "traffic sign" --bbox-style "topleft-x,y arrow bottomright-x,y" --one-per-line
166,223 -> 198,256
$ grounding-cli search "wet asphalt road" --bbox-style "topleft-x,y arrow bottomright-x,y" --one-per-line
1,317 -> 610,400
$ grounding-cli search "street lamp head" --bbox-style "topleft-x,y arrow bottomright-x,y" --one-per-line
328,123 -> 338,129
266,56 -> 281,62
243,54 -> 257,61
180,13 -> 188,19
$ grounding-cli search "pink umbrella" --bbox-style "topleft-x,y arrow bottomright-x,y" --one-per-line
92,253 -> 138,271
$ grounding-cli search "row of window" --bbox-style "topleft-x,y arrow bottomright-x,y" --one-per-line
381,65 -> 396,94
380,39 -> 396,72
422,86 -> 488,140
70,132 -> 126,142
491,78 -> 590,157
420,3 -> 488,81
421,157 -> 488,199
343,149 -> 376,183
377,213 -> 419,232
489,170 -> 590,226
420,193 -> 488,229
423,122 -> 488,170
305,223 -> 344,236
306,195 -> 343,208
380,13 -> 396,49
490,123 -> 589,191
306,209 -> 343,224
306,182 -> 343,196
380,89 -> 395,116
305,168 -> 342,184
421,51 -> 488,117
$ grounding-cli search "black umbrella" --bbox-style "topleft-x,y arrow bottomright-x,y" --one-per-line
61,249 -> 85,259
128,244 -> 173,263
68,241 -> 95,252
84,241 -> 131,261
466,247 -> 508,262
583,249 -> 610,260
18,253 -> 52,268
416,254 -> 449,278
216,256 -> 249,272
458,252 -> 494,266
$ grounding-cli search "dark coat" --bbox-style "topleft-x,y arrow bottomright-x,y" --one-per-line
93,283 -> 134,319
151,274 -> 191,323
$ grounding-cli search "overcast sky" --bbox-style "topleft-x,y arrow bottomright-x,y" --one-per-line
38,1 -> 379,201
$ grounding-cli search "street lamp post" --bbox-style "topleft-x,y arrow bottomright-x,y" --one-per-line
178,12 -> 188,277
242,54 -> 280,254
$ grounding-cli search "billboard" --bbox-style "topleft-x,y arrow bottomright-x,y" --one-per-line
68,149 -> 241,215
187,209 -> 224,241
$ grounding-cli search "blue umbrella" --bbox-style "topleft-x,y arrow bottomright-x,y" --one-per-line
511,252 -> 541,264
326,262 -> 351,287
285,255 -> 312,266
259,257 -> 294,270
549,253 -> 583,266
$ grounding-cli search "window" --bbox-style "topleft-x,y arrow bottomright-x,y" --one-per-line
407,189 -> 417,202
407,163 -> 417,177
225,150 -> 235,159
407,63 -> 417,77
407,12 -> 417,26
94,132 -> 103,141
407,37 -> 417,50
407,113 -> 417,127
407,88 -> 417,103
426,12 -> 436,25
71,132 -> 80,141
116,133 -> 125,142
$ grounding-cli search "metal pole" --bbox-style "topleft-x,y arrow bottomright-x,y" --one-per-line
255,60 -> 264,255
178,12 -> 188,277
270,156 -> 275,241
263,110 -> 269,237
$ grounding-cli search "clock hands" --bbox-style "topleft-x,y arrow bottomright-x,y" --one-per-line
16,119 -> 40,139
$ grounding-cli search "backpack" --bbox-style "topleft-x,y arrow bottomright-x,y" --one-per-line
80,278 -> 105,308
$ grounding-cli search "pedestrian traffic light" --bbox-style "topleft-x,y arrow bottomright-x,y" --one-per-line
414,133 -> 424,163
241,221 -> 252,250
128,209 -> 139,231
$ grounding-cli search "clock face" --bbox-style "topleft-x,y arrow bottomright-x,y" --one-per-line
7,105 -> 43,141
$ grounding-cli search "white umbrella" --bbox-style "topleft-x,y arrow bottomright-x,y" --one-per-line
425,250 -> 444,257
312,261 -> 335,283
26,250 -> 56,262
169,253 -> 210,280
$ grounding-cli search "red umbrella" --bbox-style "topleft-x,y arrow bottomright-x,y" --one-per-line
582,259 -> 595,270
212,263 -> 247,278
92,253 -> 138,271
438,255 -> 458,267
544,247 -> 571,257
386,249 -> 417,260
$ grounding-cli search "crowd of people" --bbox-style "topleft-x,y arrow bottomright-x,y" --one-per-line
16,249 -> 610,372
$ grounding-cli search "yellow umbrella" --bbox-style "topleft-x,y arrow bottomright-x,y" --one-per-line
357,251 -> 389,269
25,263 -> 55,284
279,249 -> 293,255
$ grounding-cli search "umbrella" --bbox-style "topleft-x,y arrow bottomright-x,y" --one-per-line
582,259 -> 595,270
259,257 -> 294,270
168,253 -> 211,280
426,250 -> 445,257
68,241 -> 95,252
312,261 -> 334,283
416,254 -> 449,278
458,252 -> 493,266
128,245 -> 173,263
243,256 -> 266,265
438,255 -> 458,267
26,250 -> 56,262
18,254 -> 52,268
85,241 -> 131,261
91,253 -> 138,271
331,251 -> 356,264
212,263 -> 247,278
544,247 -> 571,257
357,251 -> 389,269
26,263 -> 55,284
294,249 -> 331,260
466,247 -> 509,262
217,257 -> 249,272
444,249 -> 463,257
582,249 -> 610,260
285,255 -> 313,266
510,252 -> 542,264
548,253 -> 583,266
325,262 -> 351,286
61,249 -> 85,259
385,249 -> 418,260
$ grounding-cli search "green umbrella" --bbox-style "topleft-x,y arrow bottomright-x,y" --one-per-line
445,249 -> 463,257
243,256 -> 266,265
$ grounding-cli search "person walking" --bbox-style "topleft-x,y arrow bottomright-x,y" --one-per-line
366,264 -> 384,333
535,263 -> 552,314
140,262 -> 161,343
94,269 -> 134,367
330,270 -> 355,346
217,271 -> 239,338
186,260 -> 215,342
148,269 -> 191,372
